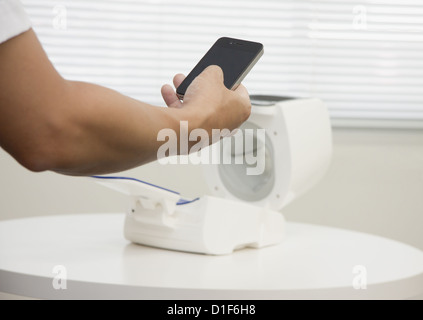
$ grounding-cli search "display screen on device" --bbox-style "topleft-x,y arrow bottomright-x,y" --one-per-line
176,37 -> 263,100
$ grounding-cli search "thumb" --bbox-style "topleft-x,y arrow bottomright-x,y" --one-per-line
200,65 -> 224,82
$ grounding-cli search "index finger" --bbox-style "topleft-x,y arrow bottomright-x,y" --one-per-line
173,73 -> 185,89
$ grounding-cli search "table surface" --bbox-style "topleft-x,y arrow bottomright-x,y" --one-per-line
0,213 -> 422,300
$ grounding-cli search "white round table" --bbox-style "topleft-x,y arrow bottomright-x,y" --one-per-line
0,213 -> 422,300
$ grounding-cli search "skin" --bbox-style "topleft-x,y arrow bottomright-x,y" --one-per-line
0,29 -> 251,176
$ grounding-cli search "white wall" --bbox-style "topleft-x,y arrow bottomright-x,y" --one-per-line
283,128 -> 423,250
1,128 -> 422,250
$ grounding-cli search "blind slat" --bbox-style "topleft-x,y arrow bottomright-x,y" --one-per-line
21,0 -> 423,127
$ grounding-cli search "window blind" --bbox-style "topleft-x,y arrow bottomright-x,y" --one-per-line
21,0 -> 423,128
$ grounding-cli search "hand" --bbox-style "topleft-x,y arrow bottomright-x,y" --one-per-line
161,65 -> 251,133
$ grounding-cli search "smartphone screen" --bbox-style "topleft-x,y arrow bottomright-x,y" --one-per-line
176,37 -> 263,100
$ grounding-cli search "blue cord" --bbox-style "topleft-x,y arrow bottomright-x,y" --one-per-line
91,175 -> 179,194
91,175 -> 199,206
177,198 -> 200,205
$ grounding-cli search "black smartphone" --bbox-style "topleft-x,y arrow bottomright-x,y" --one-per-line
176,37 -> 264,100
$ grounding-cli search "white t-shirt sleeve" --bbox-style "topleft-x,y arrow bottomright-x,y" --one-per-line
0,0 -> 31,44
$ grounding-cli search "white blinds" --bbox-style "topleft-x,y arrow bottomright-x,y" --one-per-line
21,0 -> 423,128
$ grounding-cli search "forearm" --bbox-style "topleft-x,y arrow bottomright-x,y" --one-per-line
0,29 -> 200,175
51,80 -> 183,175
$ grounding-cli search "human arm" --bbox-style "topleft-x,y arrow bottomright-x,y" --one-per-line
0,29 -> 251,175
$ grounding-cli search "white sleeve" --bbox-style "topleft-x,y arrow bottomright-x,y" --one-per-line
0,0 -> 31,44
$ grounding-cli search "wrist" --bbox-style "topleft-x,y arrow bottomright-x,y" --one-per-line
163,102 -> 220,155
167,101 -> 215,134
